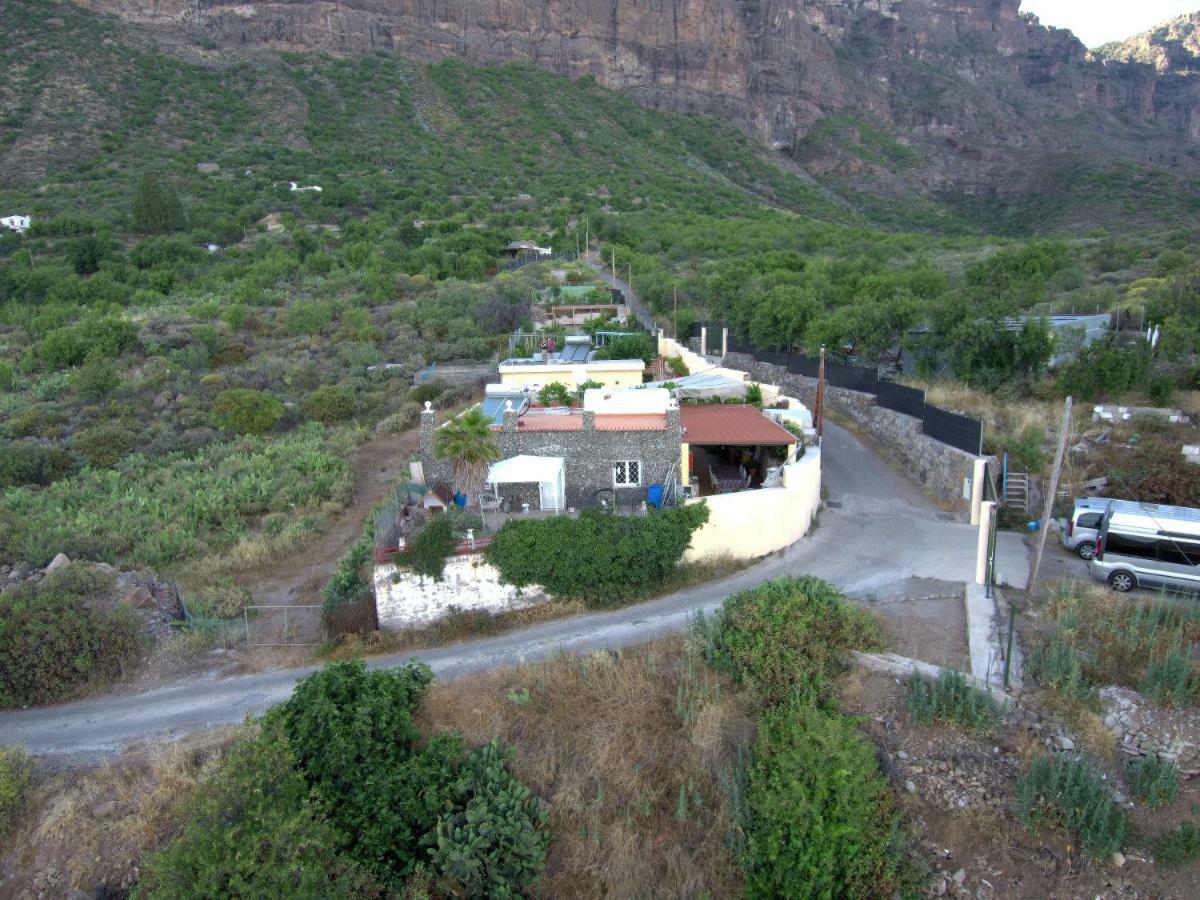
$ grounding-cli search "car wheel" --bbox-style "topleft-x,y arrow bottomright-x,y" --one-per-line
1107,570 -> 1136,593
1076,541 -> 1096,561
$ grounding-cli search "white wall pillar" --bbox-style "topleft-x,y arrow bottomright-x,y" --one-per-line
722,327 -> 728,358
970,458 -> 987,525
975,500 -> 995,586
700,326 -> 707,357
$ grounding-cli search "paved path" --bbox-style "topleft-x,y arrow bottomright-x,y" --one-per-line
0,422 -> 1028,760
584,252 -> 658,332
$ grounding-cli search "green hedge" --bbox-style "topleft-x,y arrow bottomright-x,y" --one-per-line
487,505 -> 709,604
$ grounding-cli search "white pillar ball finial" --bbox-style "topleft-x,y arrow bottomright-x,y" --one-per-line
505,400 -> 513,410
424,401 -> 432,411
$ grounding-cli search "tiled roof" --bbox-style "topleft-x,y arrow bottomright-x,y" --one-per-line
679,405 -> 797,446
594,413 -> 667,432
517,413 -> 584,431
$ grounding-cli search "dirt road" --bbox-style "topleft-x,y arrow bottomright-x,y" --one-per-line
0,422 -> 1029,759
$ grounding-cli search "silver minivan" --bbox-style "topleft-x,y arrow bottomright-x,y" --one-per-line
1089,500 -> 1200,594
1061,497 -> 1112,560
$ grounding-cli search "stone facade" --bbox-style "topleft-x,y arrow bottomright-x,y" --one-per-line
420,405 -> 685,511
724,352 -> 990,513
374,556 -> 547,631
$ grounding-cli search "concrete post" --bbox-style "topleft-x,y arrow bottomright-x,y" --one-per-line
970,458 -> 987,525
721,327 -> 728,358
582,410 -> 596,431
699,326 -> 707,357
501,400 -> 518,433
419,402 -> 437,458
975,500 -> 995,586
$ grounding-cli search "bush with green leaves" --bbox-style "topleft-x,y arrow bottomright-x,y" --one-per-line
71,352 -> 121,399
131,173 -> 186,235
1152,821 -> 1200,868
0,584 -> 142,708
536,381 -> 572,406
592,333 -> 656,365
0,360 -> 15,392
322,520 -> 373,614
1014,754 -> 1127,859
302,384 -> 356,423
742,698 -> 907,898
430,739 -> 551,898
710,576 -> 883,705
71,423 -> 136,468
137,721 -> 383,899
1026,634 -> 1093,703
907,669 -> 1002,732
0,745 -> 35,844
210,388 -> 284,435
488,504 -> 709,605
1125,756 -> 1179,809
396,516 -> 458,580
1140,645 -> 1199,707
0,441 -> 77,488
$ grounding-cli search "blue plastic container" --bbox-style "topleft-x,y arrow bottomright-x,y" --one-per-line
646,484 -> 664,509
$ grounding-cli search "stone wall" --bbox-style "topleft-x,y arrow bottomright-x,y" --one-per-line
374,555 -> 548,631
684,447 -> 821,562
1100,686 -> 1200,778
725,352 -> 988,512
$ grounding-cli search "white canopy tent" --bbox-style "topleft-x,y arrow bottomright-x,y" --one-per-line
486,455 -> 566,512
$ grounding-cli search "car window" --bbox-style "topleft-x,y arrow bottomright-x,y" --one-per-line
1105,532 -> 1158,560
1077,513 -> 1102,529
1158,540 -> 1200,567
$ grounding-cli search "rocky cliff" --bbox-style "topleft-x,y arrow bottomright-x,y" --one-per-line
76,0 -> 1200,210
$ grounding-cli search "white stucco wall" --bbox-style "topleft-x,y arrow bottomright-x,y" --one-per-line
374,555 -> 548,631
683,447 -> 822,562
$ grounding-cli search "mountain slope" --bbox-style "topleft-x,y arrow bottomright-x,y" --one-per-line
68,0 -> 1200,231
1098,12 -> 1200,74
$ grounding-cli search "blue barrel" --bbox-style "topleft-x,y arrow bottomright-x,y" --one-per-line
647,484 -> 664,509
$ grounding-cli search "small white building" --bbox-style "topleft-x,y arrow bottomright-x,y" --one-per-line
1,215 -> 30,234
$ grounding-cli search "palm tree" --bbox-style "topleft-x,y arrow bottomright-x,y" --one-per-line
434,407 -> 500,505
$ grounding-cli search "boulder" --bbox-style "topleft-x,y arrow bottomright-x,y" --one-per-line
45,552 -> 71,573
122,585 -> 156,610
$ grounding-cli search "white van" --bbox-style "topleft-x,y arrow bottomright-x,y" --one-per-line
1061,496 -> 1113,560
1089,500 -> 1200,594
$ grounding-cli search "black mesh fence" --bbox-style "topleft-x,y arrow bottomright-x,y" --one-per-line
827,359 -> 878,394
754,349 -> 790,367
923,404 -> 984,455
877,380 -> 926,419
787,354 -> 820,377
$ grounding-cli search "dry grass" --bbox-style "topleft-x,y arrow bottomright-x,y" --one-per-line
323,599 -> 590,661
2,730 -> 237,895
908,379 -> 1060,439
416,637 -> 755,899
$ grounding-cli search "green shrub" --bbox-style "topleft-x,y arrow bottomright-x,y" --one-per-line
285,301 -> 334,336
39,561 -> 117,603
488,504 -> 709,605
907,669 -> 1002,732
410,380 -> 448,405
302,384 -> 356,423
1014,755 -> 1127,859
375,402 -> 421,434
323,522 -> 373,614
666,355 -> 689,377
0,361 -> 14,392
0,441 -> 77,488
1125,756 -> 1179,809
137,722 -> 381,899
1026,635 -> 1092,703
536,381 -> 572,406
1152,821 -> 1200,868
592,333 -> 655,365
712,576 -> 883,705
0,586 -> 142,708
71,424 -> 136,468
269,661 -> 464,882
210,388 -> 284,435
71,353 -> 121,399
38,327 -> 89,370
0,745 -> 35,844
430,740 -> 551,898
742,699 -> 906,898
132,173 -> 186,234
1140,645 -> 1198,707
396,517 -> 457,580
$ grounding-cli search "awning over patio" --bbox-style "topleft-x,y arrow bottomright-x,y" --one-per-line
487,455 -> 566,511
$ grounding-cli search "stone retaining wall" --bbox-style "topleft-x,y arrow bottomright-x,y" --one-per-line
1100,686 -> 1200,778
724,351 -> 990,512
374,556 -> 548,631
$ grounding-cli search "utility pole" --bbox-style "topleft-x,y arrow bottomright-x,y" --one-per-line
585,218 -> 589,258
1029,396 -> 1073,591
815,345 -> 826,445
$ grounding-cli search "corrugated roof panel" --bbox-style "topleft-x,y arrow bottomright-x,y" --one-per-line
680,405 -> 797,445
